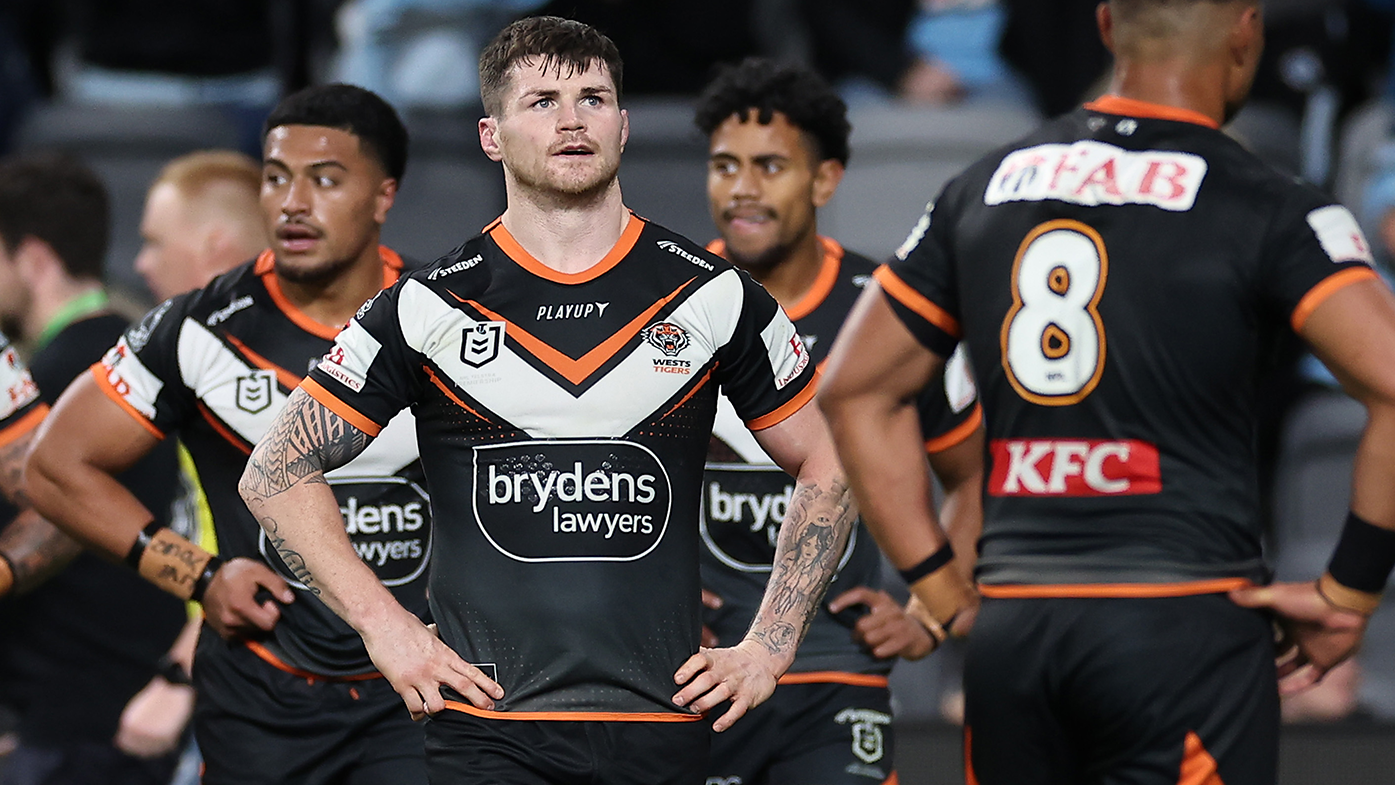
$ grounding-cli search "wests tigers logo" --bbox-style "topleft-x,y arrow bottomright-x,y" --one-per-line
642,322 -> 689,357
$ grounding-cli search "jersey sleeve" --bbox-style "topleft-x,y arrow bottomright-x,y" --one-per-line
1262,193 -> 1383,333
920,344 -> 983,454
0,332 -> 47,448
880,196 -> 964,357
92,297 -> 197,439
301,282 -> 424,437
713,272 -> 818,431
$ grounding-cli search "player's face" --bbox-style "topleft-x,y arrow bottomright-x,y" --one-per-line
261,125 -> 395,285
707,111 -> 840,271
135,182 -> 212,301
481,59 -> 628,199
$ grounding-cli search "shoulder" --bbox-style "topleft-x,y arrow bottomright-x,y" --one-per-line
633,217 -> 740,282
396,234 -> 495,303
837,246 -> 881,279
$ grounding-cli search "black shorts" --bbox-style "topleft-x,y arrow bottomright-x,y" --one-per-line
963,593 -> 1279,785
424,708 -> 708,785
707,680 -> 895,785
192,637 -> 425,785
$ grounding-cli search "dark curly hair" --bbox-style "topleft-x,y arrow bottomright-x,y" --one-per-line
694,58 -> 851,166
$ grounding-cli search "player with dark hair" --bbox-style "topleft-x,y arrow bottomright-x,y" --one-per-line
0,154 -> 186,785
27,84 -> 431,785
237,16 -> 857,785
820,1 -> 1395,783
693,57 -> 983,785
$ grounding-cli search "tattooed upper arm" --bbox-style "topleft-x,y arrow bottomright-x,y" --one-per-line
240,388 -> 372,501
0,429 -> 34,507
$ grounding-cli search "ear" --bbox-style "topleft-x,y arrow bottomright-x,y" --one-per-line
811,159 -> 845,209
1231,5 -> 1263,68
15,236 -> 56,282
620,108 -> 630,153
479,116 -> 503,162
1097,2 -> 1115,55
373,179 -> 398,225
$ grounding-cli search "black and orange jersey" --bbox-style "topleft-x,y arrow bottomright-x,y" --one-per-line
701,238 -> 980,678
303,213 -> 817,718
93,248 -> 431,676
0,331 -> 45,450
882,95 -> 1382,594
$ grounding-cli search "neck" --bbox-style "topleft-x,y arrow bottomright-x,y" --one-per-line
1107,58 -> 1230,127
740,228 -> 825,310
500,178 -> 629,274
277,238 -> 387,328
28,277 -> 105,344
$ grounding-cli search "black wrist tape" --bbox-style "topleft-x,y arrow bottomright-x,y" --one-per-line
1327,511 -> 1395,593
124,520 -> 167,569
191,554 -> 224,603
899,543 -> 955,586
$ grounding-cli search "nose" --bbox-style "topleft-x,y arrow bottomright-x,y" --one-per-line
557,100 -> 585,132
280,176 -> 311,216
730,164 -> 760,200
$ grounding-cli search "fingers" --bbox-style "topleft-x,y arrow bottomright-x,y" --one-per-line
672,662 -> 720,709
673,651 -> 710,687
712,694 -> 751,733
1227,586 -> 1272,609
1279,663 -> 1323,696
252,566 -> 295,604
701,589 -> 724,610
828,586 -> 876,613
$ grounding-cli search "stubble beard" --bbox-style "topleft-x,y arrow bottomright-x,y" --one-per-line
513,153 -> 621,205
275,251 -> 360,286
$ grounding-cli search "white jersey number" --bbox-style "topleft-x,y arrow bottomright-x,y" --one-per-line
1001,220 -> 1108,405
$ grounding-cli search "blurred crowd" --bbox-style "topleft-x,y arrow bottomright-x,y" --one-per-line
6,0 -> 1395,775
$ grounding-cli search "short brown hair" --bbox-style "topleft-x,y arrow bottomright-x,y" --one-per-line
0,153 -> 108,282
478,16 -> 623,117
154,150 -> 261,201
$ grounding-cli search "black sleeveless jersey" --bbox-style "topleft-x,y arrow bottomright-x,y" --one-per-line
882,96 -> 1381,594
701,238 -> 980,678
0,331 -> 45,446
303,214 -> 817,718
94,248 -> 431,676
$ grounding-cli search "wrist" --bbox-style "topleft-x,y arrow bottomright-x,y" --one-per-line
904,545 -> 978,646
154,654 -> 192,686
1323,510 -> 1395,615
126,522 -> 220,601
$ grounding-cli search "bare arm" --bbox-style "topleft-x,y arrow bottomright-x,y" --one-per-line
929,425 -> 985,582
1233,279 -> 1395,691
818,282 -> 977,634
0,428 -> 81,596
239,388 -> 501,717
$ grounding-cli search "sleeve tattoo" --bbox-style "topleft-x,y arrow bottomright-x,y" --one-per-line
0,433 -> 83,592
749,478 -> 855,656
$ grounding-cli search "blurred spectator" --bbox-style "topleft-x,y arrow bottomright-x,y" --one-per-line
334,0 -> 544,110
134,150 -> 269,301
0,153 -> 183,785
906,0 -> 1029,106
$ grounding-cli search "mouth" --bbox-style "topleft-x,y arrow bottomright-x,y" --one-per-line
552,142 -> 596,158
722,206 -> 776,233
276,223 -> 324,253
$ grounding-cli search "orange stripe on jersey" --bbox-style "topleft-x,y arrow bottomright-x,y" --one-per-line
873,266 -> 961,339
300,377 -> 383,437
89,364 -> 165,439
442,700 -> 704,722
245,640 -> 383,682
1179,731 -> 1224,785
660,367 -> 715,420
254,247 -> 403,340
224,334 -> 303,392
197,402 -> 251,455
746,368 -> 819,431
965,727 -> 981,785
0,404 -> 48,449
784,237 -> 845,321
925,403 -> 982,454
1291,267 -> 1381,333
706,238 -> 726,256
458,278 -> 696,386
1084,96 -> 1220,130
491,213 -> 645,285
423,365 -> 489,420
979,578 -> 1253,599
777,671 -> 889,688
883,773 -> 899,785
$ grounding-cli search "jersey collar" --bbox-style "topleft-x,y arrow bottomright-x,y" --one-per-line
1084,95 -> 1220,130
254,246 -> 403,340
489,211 -> 645,285
705,235 -> 844,322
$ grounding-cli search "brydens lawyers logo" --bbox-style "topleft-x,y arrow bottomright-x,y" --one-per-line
988,438 -> 1161,497
461,322 -> 505,367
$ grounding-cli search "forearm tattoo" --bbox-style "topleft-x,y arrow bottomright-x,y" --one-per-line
749,478 -> 855,657
261,515 -> 320,595
0,509 -> 82,593
240,389 -> 369,501
0,432 -> 33,507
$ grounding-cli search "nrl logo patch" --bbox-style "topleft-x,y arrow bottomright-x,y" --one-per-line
461,322 -> 505,367
642,322 -> 689,357
235,370 -> 276,414
835,708 -> 891,764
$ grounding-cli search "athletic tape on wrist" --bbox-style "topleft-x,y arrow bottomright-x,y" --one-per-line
898,544 -> 955,586
1317,573 -> 1381,617
129,523 -> 219,601
124,519 -> 167,569
1325,511 -> 1395,607
907,559 -> 977,639
191,554 -> 224,604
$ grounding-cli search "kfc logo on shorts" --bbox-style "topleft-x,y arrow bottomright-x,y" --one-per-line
643,322 -> 689,357
988,438 -> 1162,496
461,322 -> 505,367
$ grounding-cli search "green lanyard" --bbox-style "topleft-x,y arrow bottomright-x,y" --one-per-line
36,289 -> 109,349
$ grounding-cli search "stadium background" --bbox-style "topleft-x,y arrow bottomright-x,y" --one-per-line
5,1 -> 1395,782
